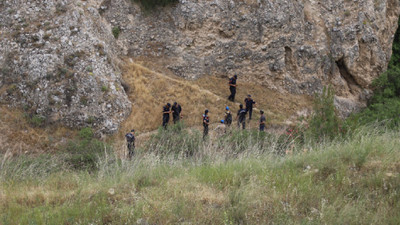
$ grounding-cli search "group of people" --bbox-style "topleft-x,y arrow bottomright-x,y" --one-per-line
125,74 -> 267,157
202,94 -> 266,139
162,102 -> 183,129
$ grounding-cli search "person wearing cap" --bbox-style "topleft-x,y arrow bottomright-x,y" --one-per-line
162,103 -> 171,129
125,129 -> 135,159
224,106 -> 232,127
236,104 -> 247,129
203,109 -> 210,139
244,94 -> 256,120
259,110 -> 266,132
228,74 -> 238,102
172,102 -> 182,124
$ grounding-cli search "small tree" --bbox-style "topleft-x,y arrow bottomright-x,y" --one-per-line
307,86 -> 342,141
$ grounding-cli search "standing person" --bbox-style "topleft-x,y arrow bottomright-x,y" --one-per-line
224,106 -> 232,127
259,110 -> 266,132
203,109 -> 210,139
244,94 -> 256,120
172,102 -> 182,124
162,103 -> 171,129
125,129 -> 135,159
236,104 -> 247,129
228,74 -> 238,102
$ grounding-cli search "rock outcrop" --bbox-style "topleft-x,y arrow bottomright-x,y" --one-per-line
0,0 -> 131,134
0,0 -> 399,133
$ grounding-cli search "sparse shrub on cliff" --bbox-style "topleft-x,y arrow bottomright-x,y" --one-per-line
112,26 -> 120,39
132,0 -> 178,11
24,113 -> 46,127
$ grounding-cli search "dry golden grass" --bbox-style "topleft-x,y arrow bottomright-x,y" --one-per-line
118,59 -> 312,140
1,59 -> 312,153
0,106 -> 76,155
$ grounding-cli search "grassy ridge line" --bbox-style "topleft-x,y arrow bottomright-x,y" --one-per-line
1,127 -> 400,224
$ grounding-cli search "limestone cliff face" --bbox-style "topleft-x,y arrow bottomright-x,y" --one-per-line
0,0 -> 131,134
104,0 -> 400,116
0,0 -> 399,133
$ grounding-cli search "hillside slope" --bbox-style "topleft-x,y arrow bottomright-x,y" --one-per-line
1,128 -> 400,224
119,60 -> 312,133
0,0 -> 399,135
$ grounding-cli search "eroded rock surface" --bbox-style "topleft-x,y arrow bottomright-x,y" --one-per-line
0,0 -> 399,133
102,0 -> 399,116
0,0 -> 131,134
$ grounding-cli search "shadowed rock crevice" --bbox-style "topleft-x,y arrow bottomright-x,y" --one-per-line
336,58 -> 360,94
285,46 -> 297,74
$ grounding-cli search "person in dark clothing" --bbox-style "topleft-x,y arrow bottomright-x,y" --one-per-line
236,104 -> 247,129
228,74 -> 238,102
203,109 -> 210,139
224,106 -> 232,127
162,103 -> 171,129
244,94 -> 256,120
172,102 -> 182,124
125,129 -> 135,159
259,110 -> 266,132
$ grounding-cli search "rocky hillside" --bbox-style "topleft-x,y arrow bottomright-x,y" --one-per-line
0,0 -> 399,134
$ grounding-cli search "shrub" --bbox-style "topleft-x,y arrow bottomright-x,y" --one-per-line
112,26 -> 120,39
79,127 -> 94,140
63,127 -> 109,171
306,86 -> 343,141
24,114 -> 46,127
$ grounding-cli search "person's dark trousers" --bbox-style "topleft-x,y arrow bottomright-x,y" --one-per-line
127,142 -> 135,159
238,120 -> 246,129
203,125 -> 209,139
259,125 -> 265,132
228,87 -> 236,101
246,108 -> 253,120
162,114 -> 169,129
173,114 -> 180,124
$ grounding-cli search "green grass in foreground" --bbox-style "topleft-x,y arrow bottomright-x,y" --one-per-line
1,127 -> 400,224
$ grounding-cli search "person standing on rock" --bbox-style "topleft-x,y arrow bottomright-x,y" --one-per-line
244,94 -> 256,120
125,129 -> 135,159
228,74 -> 238,102
259,110 -> 266,132
236,104 -> 247,130
203,109 -> 210,139
172,102 -> 182,124
162,103 -> 171,129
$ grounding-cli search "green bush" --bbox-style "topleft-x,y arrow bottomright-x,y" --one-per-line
79,127 -> 94,140
63,127 -> 109,171
306,86 -> 343,141
112,26 -> 120,39
25,114 -> 46,127
101,85 -> 108,92
132,0 -> 178,11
